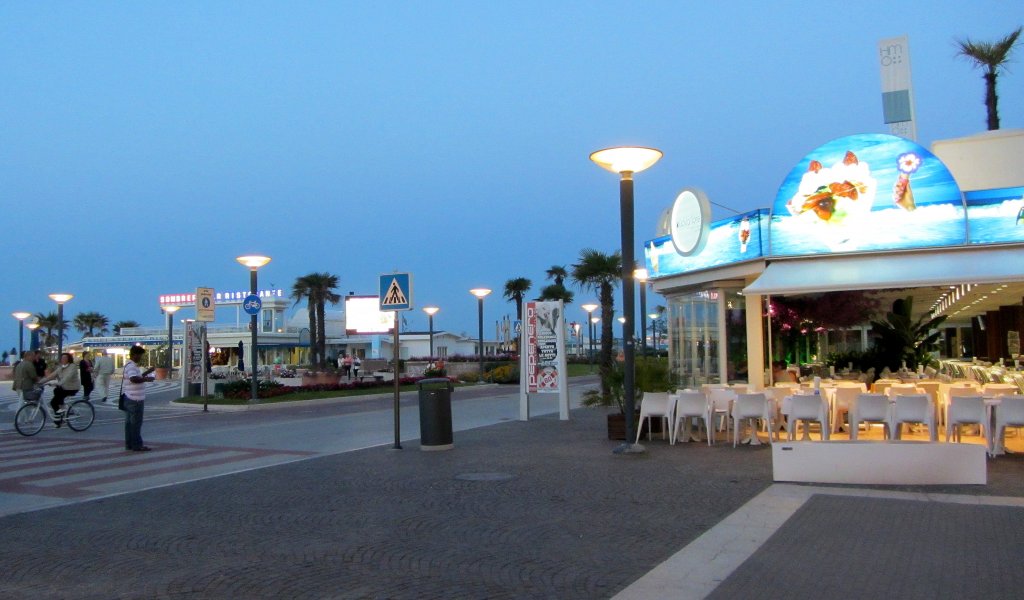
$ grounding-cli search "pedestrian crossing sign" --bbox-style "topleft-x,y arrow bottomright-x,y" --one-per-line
379,273 -> 413,311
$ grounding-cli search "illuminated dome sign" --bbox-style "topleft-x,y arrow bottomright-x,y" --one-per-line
669,188 -> 712,256
770,133 -> 964,256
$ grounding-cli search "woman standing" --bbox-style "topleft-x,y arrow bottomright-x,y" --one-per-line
79,351 -> 95,402
40,352 -> 81,425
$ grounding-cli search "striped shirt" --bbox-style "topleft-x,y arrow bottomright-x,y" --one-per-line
123,361 -> 146,401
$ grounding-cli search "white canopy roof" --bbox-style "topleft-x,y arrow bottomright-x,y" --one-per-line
743,246 -> 1024,296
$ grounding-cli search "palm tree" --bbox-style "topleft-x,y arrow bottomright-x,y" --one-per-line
571,249 -> 621,399
503,277 -> 532,320
291,275 -> 319,367
113,320 -> 140,335
73,311 -> 110,337
956,27 -> 1021,130
34,311 -> 61,347
303,272 -> 341,369
545,265 -> 568,287
536,283 -> 574,305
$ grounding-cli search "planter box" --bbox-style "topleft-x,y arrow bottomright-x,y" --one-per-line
607,413 -> 664,441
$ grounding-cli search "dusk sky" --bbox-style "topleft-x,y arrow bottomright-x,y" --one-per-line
2,1 -> 1022,349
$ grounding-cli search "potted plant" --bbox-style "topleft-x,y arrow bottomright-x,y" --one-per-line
582,357 -> 673,440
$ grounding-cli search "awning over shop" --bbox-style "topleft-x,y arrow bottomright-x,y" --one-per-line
743,247 -> 1024,296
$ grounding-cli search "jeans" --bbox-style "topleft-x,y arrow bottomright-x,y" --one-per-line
124,398 -> 145,450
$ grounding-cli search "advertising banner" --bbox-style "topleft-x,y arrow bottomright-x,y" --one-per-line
525,301 -> 564,394
186,322 -> 205,384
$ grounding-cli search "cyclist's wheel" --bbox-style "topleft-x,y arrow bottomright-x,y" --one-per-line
15,403 -> 46,436
65,401 -> 95,432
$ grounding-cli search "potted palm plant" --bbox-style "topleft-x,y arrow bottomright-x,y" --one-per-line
582,357 -> 673,440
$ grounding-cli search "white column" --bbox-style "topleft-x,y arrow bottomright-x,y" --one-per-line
745,292 -> 765,390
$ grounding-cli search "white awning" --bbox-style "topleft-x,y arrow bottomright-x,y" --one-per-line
743,246 -> 1024,296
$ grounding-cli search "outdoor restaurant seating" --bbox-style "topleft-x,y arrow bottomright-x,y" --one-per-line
830,386 -> 862,433
890,394 -> 937,441
786,394 -> 830,441
849,393 -> 890,440
707,387 -> 737,438
671,391 -> 712,446
635,392 -> 674,443
993,394 -> 1024,455
732,393 -> 772,446
945,395 -> 989,446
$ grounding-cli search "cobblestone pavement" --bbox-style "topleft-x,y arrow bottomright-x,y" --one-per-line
3,406 -> 1024,599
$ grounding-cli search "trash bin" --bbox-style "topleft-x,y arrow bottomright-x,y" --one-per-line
213,383 -> 226,399
417,378 -> 454,451
189,383 -> 202,397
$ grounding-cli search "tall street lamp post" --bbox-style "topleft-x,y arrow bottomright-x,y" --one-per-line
12,312 -> 31,356
635,268 -> 649,357
236,255 -> 271,403
581,303 -> 598,365
48,293 -> 74,357
591,146 -> 662,453
26,321 -> 40,351
162,305 -> 180,374
423,306 -> 439,358
469,289 -> 491,380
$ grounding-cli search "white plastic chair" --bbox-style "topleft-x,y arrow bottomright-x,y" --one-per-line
671,391 -> 712,446
849,393 -> 890,440
889,394 -> 936,441
993,395 -> 1024,455
732,393 -> 772,446
786,394 -> 830,441
831,386 -> 861,433
635,392 -> 674,443
945,395 -> 989,448
707,387 -> 737,441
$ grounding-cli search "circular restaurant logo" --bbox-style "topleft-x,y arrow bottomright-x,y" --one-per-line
670,188 -> 711,256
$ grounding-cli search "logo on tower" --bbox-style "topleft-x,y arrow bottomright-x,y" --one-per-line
379,273 -> 413,311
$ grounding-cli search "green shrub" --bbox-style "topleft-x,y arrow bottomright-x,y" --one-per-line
486,364 -> 518,384
458,371 -> 480,383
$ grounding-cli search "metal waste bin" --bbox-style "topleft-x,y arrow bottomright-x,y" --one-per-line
189,383 -> 202,397
417,378 -> 454,451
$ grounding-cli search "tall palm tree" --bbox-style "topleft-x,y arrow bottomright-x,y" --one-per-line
503,277 -> 532,320
113,320 -> 140,335
306,272 -> 341,369
73,311 -> 110,337
537,283 -> 574,305
571,249 -> 621,399
34,311 -> 61,347
291,275 -> 319,367
956,27 -> 1021,130
545,265 -> 568,287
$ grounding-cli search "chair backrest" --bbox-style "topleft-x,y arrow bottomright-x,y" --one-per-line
708,387 -> 737,410
834,386 -> 861,408
675,392 -> 708,417
887,383 -> 921,397
855,393 -> 889,421
950,385 -> 981,399
997,395 -> 1024,426
733,393 -> 767,419
789,394 -> 825,421
639,392 -> 672,416
947,395 -> 985,424
892,394 -> 930,422
983,383 -> 1018,397
774,382 -> 800,389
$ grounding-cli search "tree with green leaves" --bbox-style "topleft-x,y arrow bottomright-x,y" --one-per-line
73,311 -> 110,337
113,320 -> 141,335
34,312 -> 61,347
956,26 -> 1021,130
291,275 -> 320,367
572,248 -> 621,400
870,296 -> 947,372
545,265 -> 568,286
503,277 -> 532,320
293,272 -> 341,368
537,283 -> 574,305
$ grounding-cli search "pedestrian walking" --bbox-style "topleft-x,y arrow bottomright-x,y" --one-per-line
92,351 -> 116,403
123,345 -> 156,451
79,351 -> 94,401
352,356 -> 361,380
13,350 -> 42,407
342,354 -> 353,379
39,352 -> 80,427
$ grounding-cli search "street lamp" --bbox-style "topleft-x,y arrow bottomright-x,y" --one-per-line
469,288 -> 491,379
12,312 -> 31,356
48,293 -> 74,356
591,145 -> 662,453
649,312 -> 660,353
26,320 -> 40,351
162,305 -> 180,373
236,255 -> 271,403
423,306 -> 440,358
635,268 -> 649,357
581,303 -> 598,364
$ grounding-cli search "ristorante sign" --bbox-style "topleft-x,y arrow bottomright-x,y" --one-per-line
159,289 -> 284,307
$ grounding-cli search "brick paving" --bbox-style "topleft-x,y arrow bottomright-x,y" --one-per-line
1,406 -> 1024,599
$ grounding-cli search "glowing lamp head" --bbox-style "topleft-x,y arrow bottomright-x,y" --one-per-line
469,288 -> 492,299
12,312 -> 31,321
590,147 -> 662,175
49,293 -> 73,304
581,303 -> 599,314
422,306 -> 440,316
649,313 -> 660,320
634,268 -> 649,283
26,321 -> 40,331
236,255 -> 272,270
162,305 -> 181,314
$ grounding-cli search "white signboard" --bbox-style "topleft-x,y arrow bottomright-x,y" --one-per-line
519,300 -> 569,421
879,36 -> 917,141
196,287 -> 215,322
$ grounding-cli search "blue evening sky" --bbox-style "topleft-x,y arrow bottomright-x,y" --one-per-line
2,1 -> 1021,346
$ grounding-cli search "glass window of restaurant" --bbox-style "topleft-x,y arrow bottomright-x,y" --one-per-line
668,288 -> 749,388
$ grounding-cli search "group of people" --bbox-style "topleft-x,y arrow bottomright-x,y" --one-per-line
11,346 -> 155,451
335,353 -> 362,379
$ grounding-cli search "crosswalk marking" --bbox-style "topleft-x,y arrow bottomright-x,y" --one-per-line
0,437 -> 314,500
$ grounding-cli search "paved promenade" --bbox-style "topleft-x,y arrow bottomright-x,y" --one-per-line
3,396 -> 1024,598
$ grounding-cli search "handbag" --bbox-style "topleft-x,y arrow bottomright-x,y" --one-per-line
118,393 -> 127,411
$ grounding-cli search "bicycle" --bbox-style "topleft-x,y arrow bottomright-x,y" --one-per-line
14,387 -> 95,436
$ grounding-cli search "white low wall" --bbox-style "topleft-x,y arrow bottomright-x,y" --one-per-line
772,441 -> 986,485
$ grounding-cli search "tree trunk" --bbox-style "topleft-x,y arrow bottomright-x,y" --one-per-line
307,301 -> 318,367
316,300 -> 327,369
599,283 -> 615,398
985,70 -> 999,130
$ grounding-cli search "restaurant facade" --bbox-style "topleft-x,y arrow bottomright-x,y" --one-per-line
647,130 -> 1024,389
